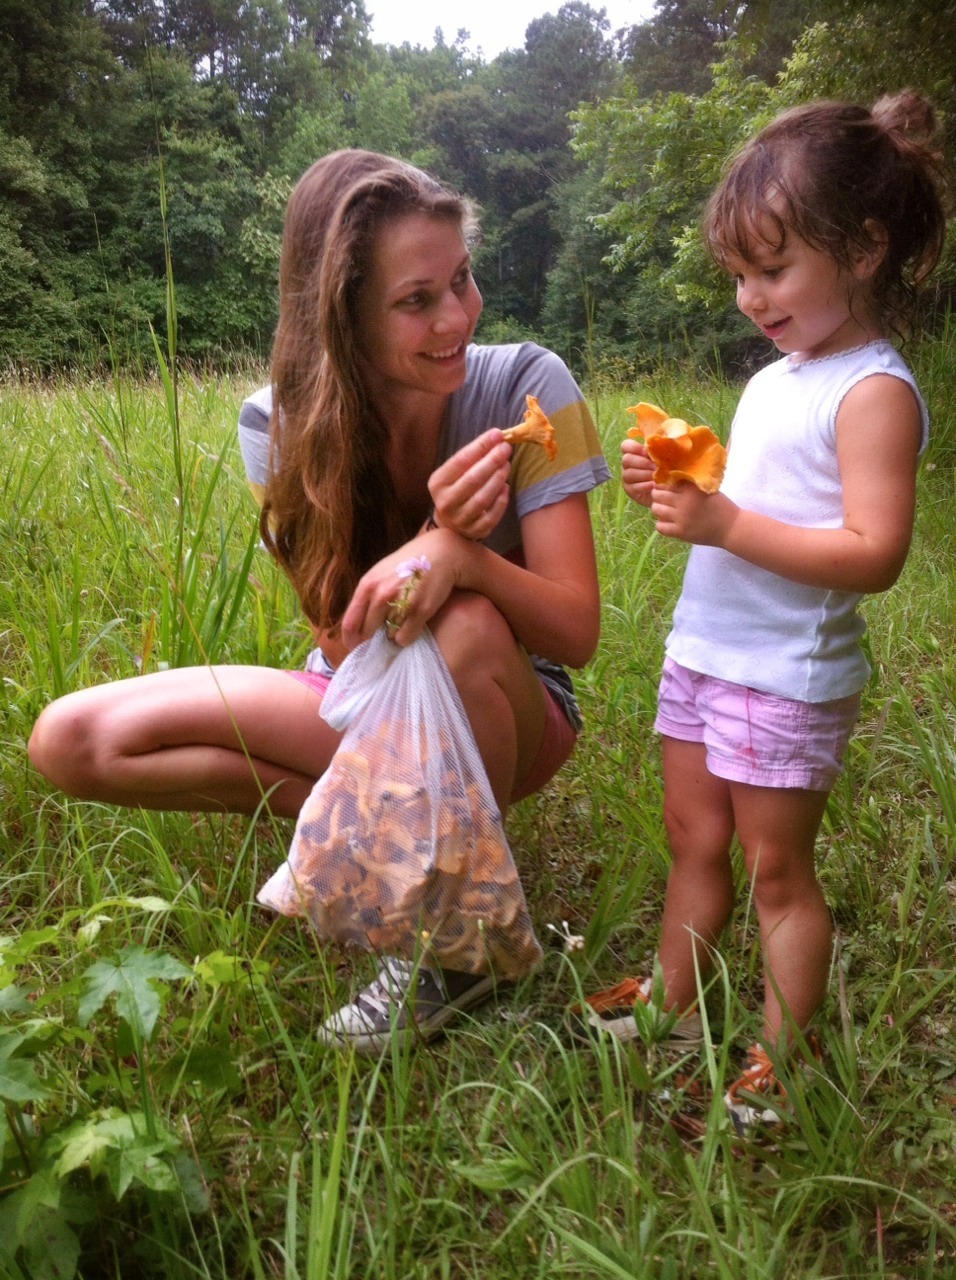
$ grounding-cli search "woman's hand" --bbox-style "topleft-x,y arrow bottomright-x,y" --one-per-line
621,437 -> 655,508
339,529 -> 462,650
427,429 -> 512,540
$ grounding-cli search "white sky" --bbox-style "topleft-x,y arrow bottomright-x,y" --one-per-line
366,0 -> 657,59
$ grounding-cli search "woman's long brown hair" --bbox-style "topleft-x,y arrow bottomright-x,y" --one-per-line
261,149 -> 477,631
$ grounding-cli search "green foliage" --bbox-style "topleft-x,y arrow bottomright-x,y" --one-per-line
565,10 -> 956,374
5,336 -> 956,1275
0,907 -> 213,1280
1,0 -> 954,373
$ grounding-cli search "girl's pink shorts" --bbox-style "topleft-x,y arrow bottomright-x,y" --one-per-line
654,656 -> 861,792
285,669 -> 576,803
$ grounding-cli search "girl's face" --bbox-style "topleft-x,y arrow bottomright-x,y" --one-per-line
355,212 -> 482,404
725,212 -> 880,362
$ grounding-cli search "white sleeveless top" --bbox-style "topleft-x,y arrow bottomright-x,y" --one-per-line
666,341 -> 928,702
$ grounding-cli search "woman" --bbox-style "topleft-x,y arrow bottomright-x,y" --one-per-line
29,149 -> 609,1053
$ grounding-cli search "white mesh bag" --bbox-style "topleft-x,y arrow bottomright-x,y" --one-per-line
257,626 -> 543,980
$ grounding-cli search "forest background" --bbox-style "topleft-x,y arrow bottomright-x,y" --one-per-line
4,0 -> 955,380
5,2 -> 956,1275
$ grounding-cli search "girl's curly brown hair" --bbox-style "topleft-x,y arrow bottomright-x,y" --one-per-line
703,90 -> 950,338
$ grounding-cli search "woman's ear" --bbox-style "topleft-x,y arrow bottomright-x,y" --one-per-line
852,218 -> 889,279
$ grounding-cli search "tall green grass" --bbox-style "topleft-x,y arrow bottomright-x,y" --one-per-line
2,329 -> 956,1277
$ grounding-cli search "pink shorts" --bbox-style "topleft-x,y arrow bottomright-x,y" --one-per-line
285,670 -> 576,803
654,657 -> 860,792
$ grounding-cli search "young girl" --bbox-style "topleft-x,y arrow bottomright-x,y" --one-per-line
580,91 -> 949,1130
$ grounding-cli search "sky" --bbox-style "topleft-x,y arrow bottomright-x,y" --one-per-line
365,0 -> 657,60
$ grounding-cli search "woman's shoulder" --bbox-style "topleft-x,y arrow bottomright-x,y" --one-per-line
461,342 -> 581,419
466,340 -> 567,372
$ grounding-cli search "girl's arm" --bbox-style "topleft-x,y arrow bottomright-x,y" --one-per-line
649,374 -> 922,595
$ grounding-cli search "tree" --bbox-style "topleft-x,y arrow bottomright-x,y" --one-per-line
617,0 -> 744,95
466,3 -> 616,331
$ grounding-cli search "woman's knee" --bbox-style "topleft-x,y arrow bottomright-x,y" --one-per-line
431,592 -> 516,681
28,693 -> 111,797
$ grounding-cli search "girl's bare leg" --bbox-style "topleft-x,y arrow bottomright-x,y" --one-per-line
730,781 -> 831,1047
28,666 -> 342,818
657,736 -> 736,1011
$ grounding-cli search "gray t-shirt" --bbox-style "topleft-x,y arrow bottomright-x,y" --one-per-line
238,342 -> 610,728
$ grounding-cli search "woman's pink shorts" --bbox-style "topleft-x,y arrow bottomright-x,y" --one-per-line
285,669 -> 576,803
654,657 -> 860,792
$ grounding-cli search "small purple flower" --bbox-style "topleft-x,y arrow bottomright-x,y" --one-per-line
396,555 -> 432,580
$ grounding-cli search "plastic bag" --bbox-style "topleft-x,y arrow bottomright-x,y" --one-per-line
257,626 -> 543,980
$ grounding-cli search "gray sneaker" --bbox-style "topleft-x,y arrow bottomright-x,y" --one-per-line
317,958 -> 497,1056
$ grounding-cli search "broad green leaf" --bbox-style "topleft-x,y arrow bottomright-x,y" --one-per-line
0,985 -> 32,1014
22,1206 -> 81,1280
53,1114 -> 134,1179
0,1168 -> 61,1248
0,927 -> 61,963
0,1033 -> 51,1103
453,1152 -> 537,1193
78,945 -> 190,1040
111,1137 -> 180,1198
164,1042 -> 242,1090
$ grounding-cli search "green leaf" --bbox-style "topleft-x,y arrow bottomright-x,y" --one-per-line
453,1152 -> 537,1192
0,1169 -> 62,1252
78,945 -> 190,1041
0,927 -> 62,964
22,1206 -> 81,1280
194,949 -> 271,988
0,985 -> 33,1014
163,1042 -> 242,1090
52,1112 -> 135,1180
0,1031 -> 51,1103
111,1136 -> 180,1198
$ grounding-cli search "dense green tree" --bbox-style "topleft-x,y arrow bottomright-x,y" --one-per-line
1,0 -> 951,371
617,0 -> 742,95
465,3 -> 616,331
0,0 -> 124,363
617,0 -> 820,96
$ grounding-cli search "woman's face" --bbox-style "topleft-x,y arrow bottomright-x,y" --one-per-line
354,212 -> 482,404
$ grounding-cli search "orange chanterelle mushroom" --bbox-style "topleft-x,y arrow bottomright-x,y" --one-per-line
501,394 -> 558,461
625,401 -> 726,494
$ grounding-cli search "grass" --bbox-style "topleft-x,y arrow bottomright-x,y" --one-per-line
2,330 -> 956,1278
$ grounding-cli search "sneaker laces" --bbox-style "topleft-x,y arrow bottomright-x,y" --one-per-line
355,959 -> 441,1020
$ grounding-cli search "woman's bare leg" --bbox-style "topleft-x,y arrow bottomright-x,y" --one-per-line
28,666 -> 342,818
430,592 -> 547,811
